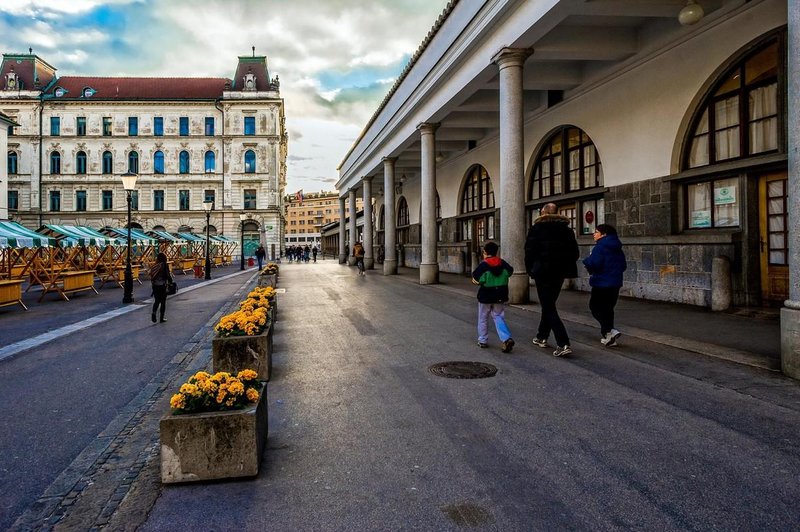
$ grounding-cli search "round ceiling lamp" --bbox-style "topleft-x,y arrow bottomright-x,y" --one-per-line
679,0 -> 705,26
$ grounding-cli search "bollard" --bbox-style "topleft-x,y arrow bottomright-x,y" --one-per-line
711,255 -> 732,311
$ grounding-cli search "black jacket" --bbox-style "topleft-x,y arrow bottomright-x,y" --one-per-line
524,214 -> 579,280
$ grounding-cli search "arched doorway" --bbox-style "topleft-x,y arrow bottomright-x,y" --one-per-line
242,221 -> 261,258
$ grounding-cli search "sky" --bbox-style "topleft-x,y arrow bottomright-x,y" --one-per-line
0,0 -> 450,194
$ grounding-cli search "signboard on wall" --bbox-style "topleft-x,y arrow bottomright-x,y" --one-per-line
714,185 -> 736,205
692,210 -> 712,228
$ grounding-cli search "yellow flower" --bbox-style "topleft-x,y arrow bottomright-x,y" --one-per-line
237,369 -> 257,381
179,383 -> 200,396
170,393 -> 186,410
246,388 -> 259,402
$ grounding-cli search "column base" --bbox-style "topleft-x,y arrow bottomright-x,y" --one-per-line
347,257 -> 356,266
781,306 -> 800,379
383,259 -> 397,275
339,253 -> 348,264
420,263 -> 439,285
508,272 -> 529,304
365,258 -> 374,270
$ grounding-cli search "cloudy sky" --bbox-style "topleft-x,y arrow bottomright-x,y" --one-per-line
0,0 -> 449,194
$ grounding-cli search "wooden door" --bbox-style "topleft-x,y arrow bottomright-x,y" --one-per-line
758,172 -> 789,305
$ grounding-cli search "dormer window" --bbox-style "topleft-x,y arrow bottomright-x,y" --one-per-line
5,70 -> 17,90
82,87 -> 96,98
54,87 -> 67,98
244,73 -> 256,91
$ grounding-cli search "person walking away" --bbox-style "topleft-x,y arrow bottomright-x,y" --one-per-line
149,252 -> 173,323
304,245 -> 311,263
524,202 -> 580,357
255,244 -> 266,270
312,245 -> 318,262
472,241 -> 515,353
353,242 -> 365,275
583,224 -> 626,346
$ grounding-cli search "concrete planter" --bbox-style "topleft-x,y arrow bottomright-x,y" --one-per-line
212,319 -> 273,381
258,273 -> 277,288
160,382 -> 268,483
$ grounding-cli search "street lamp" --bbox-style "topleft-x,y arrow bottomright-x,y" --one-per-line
120,171 -> 138,303
239,213 -> 247,270
202,200 -> 213,280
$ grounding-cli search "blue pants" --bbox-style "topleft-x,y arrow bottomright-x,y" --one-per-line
477,302 -> 512,343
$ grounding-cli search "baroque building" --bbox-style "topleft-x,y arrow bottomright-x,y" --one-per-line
0,51 -> 287,255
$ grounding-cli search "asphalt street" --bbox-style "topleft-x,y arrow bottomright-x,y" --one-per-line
2,260 -> 798,530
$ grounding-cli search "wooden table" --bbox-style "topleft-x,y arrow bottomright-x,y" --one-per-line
0,279 -> 27,310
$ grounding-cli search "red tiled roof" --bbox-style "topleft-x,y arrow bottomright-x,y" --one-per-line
44,77 -> 231,100
232,56 -> 271,91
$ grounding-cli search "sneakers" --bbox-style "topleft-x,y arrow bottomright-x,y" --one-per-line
531,337 -> 549,348
553,345 -> 572,357
501,339 -> 515,353
600,329 -> 621,347
477,342 -> 489,348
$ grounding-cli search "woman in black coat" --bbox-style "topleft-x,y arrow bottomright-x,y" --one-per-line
149,252 -> 173,323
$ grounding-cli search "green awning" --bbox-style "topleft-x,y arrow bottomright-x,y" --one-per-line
0,221 -> 55,248
104,227 -> 158,245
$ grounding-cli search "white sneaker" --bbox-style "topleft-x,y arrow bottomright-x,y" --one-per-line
601,329 -> 621,347
553,345 -> 572,357
531,338 -> 549,348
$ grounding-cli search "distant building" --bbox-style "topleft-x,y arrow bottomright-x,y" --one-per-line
0,51 -> 287,256
284,191 -> 361,248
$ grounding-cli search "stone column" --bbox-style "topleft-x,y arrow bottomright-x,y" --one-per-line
493,47 -> 532,304
782,1 -> 800,379
338,196 -> 347,263
363,177 -> 374,270
383,157 -> 397,275
418,122 -> 439,284
348,189 -> 357,266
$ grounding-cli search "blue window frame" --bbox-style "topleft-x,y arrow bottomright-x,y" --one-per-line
76,151 -> 87,174
8,151 -> 18,174
205,117 -> 214,136
179,117 -> 189,136
103,117 -> 112,136
128,117 -> 138,136
49,190 -> 60,211
76,190 -> 87,212
179,189 -> 190,210
244,116 -> 255,135
244,150 -> 256,173
204,151 -> 215,173
154,151 -> 165,174
51,117 -> 60,136
204,189 -> 215,204
154,116 -> 163,136
76,116 -> 86,136
8,190 -> 19,210
244,189 -> 256,209
128,151 -> 139,173
102,151 -> 113,174
102,190 -> 113,210
50,152 -> 61,174
154,190 -> 164,211
179,150 -> 190,174
131,190 -> 139,210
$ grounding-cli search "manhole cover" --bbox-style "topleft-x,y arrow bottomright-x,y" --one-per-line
429,361 -> 497,379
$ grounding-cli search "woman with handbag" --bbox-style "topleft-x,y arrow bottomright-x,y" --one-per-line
149,252 -> 173,323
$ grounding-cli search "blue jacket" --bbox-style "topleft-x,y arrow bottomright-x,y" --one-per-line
582,234 -> 626,288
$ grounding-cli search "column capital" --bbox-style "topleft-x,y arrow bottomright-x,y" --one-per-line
362,175 -> 373,183
417,122 -> 440,134
381,156 -> 397,164
491,47 -> 533,69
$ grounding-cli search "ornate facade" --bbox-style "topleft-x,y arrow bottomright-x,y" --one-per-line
0,52 -> 287,254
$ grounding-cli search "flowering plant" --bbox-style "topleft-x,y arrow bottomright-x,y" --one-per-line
260,262 -> 279,275
239,286 -> 275,311
169,369 -> 260,414
215,306 -> 269,337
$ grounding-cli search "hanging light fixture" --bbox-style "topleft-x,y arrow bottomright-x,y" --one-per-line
435,151 -> 444,163
678,0 -> 704,26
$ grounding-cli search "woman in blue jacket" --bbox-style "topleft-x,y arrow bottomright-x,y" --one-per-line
583,224 -> 626,346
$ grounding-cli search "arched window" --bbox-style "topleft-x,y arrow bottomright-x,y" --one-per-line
179,150 -> 190,174
684,36 -> 781,169
244,150 -> 256,173
7,151 -> 18,174
396,196 -> 409,245
205,151 -> 215,173
102,151 -> 113,174
459,165 -> 495,248
75,151 -> 87,174
128,151 -> 139,173
529,126 -> 602,200
153,151 -> 164,174
50,152 -> 61,174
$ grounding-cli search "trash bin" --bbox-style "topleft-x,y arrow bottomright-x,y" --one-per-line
193,264 -> 203,278
248,257 -> 255,267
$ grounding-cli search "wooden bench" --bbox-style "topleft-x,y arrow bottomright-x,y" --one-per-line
173,258 -> 195,275
39,270 -> 98,302
0,279 -> 27,310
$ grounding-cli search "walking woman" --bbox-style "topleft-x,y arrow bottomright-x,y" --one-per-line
150,252 -> 173,323
583,224 -> 627,346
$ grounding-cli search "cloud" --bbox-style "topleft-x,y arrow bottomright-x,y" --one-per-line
288,155 -> 313,162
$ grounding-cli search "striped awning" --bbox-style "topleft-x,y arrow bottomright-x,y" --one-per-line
40,224 -> 124,247
178,232 -> 207,242
0,221 -> 55,248
104,227 -> 158,245
149,230 -> 186,243
212,234 -> 236,243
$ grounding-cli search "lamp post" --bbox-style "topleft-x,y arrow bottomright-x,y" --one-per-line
203,200 -> 213,280
120,172 -> 138,303
239,213 -> 247,270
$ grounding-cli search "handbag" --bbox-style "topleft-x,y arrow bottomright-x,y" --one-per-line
166,279 -> 178,295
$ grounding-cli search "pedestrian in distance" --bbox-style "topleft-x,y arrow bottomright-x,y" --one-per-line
353,241 -> 365,275
149,252 -> 173,324
255,244 -> 266,270
312,245 -> 318,262
304,244 -> 311,263
524,202 -> 580,357
583,224 -> 627,347
472,241 -> 515,353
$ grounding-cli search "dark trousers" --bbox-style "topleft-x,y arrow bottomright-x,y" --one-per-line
589,286 -> 620,336
534,276 -> 569,347
152,285 -> 167,319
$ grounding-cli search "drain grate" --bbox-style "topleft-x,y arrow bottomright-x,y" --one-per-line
429,361 -> 497,379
